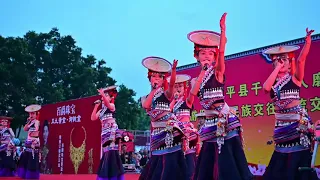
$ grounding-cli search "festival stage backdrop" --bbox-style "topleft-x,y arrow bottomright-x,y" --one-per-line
39,95 -> 102,174
38,35 -> 320,175
177,34 -> 320,170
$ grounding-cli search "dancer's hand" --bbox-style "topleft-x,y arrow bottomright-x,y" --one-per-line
275,60 -> 284,70
28,121 -> 35,128
305,28 -> 314,43
172,59 -> 178,69
26,117 -> 32,125
220,13 -> 227,32
93,99 -> 102,106
97,88 -> 104,95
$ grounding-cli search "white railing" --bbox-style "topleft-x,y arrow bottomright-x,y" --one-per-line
127,130 -> 150,137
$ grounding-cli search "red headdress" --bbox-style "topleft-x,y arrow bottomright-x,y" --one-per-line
103,85 -> 118,104
0,116 -> 13,128
187,30 -> 221,59
263,45 -> 300,75
142,56 -> 172,90
148,70 -> 169,90
25,104 -> 42,120
167,74 -> 191,100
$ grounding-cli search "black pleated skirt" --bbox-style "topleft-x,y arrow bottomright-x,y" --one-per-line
96,150 -> 124,180
194,136 -> 253,180
139,150 -> 187,180
263,149 -> 319,180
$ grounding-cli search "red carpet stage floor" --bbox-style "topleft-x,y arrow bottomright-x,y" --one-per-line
0,173 -> 140,180
0,174 -> 264,180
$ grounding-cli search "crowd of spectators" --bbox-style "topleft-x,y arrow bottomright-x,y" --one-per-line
120,145 -> 150,172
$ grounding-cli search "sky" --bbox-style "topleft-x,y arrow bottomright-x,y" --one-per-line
1,0 -> 320,99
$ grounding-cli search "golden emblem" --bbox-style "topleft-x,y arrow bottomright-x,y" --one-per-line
69,126 -> 87,174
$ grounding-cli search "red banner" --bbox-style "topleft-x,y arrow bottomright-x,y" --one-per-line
39,95 -> 102,174
177,36 -> 320,170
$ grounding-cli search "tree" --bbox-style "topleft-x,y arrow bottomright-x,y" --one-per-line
136,98 -> 150,131
115,85 -> 150,130
23,28 -> 116,103
0,28 -> 147,133
0,36 -> 38,132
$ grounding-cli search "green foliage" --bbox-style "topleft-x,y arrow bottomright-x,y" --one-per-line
115,85 -> 150,130
0,28 -> 148,132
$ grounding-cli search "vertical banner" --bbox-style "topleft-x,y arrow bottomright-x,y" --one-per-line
177,37 -> 320,173
39,95 -> 102,174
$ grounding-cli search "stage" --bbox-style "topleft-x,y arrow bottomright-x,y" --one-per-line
1,173 -> 140,180
1,174 -> 264,180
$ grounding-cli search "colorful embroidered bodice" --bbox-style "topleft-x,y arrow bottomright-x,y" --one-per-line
99,106 -> 115,121
172,98 -> 192,120
144,88 -> 186,155
197,66 -> 225,110
270,74 -> 300,110
0,128 -> 11,142
27,120 -> 40,140
147,87 -> 171,119
28,120 -> 38,132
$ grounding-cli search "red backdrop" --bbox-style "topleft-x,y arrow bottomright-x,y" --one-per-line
39,95 -> 102,174
39,96 -> 136,174
177,35 -> 320,168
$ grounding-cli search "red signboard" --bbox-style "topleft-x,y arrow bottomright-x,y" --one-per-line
39,95 -> 102,174
177,35 -> 320,173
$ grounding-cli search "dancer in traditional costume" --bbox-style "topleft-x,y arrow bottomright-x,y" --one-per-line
139,56 -> 187,180
91,86 -> 124,180
262,28 -> 318,180
17,104 -> 41,179
189,13 -> 253,180
0,116 -> 18,177
168,74 -> 200,180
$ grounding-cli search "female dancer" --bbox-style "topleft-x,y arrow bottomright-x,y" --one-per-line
0,116 -> 17,177
18,104 -> 41,179
188,13 -> 253,180
262,28 -> 318,180
91,85 -> 124,180
139,56 -> 187,180
168,74 -> 200,180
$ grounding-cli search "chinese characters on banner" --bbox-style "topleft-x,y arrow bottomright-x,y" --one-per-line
188,71 -> 320,120
57,135 -> 64,174
52,104 -> 82,125
224,75 -> 320,117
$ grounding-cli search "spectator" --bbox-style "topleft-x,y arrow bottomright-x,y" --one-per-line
139,150 -> 148,167
136,152 -> 142,162
120,145 -> 132,164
